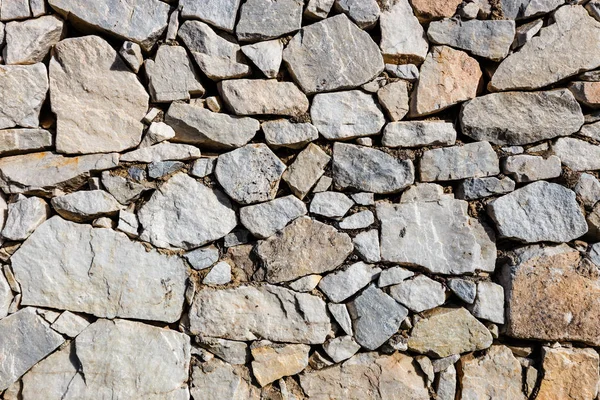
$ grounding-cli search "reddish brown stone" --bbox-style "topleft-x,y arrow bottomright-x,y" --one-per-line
410,0 -> 462,21
537,347 -> 599,400
569,81 -> 600,108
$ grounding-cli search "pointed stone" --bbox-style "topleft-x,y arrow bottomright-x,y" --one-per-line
241,39 -> 283,78
282,143 -> 331,199
240,195 -> 307,239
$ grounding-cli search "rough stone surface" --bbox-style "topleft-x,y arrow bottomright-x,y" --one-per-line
241,39 -> 283,78
339,210 -> 374,230
190,358 -> 259,400
382,121 -> 456,148
502,154 -> 562,183
0,63 -> 48,130
448,279 -> 476,304
120,142 -> 200,163
1,196 -> 49,240
411,0 -> 462,21
236,0 -> 303,42
318,262 -> 380,303
353,229 -> 381,263
456,177 -> 515,200
0,129 -> 49,156
310,191 -> 353,219
469,281 -> 504,324
282,143 -> 331,199
569,81 -> 600,108
4,15 -> 64,64
575,173 -> 600,208
377,80 -> 409,121
51,190 -> 120,222
250,342 -> 309,387
380,0 -> 428,63
389,275 -> 446,313
419,142 -> 499,182
240,195 -> 307,239
551,137 -> 600,171
262,120 -> 318,149
335,0 -> 380,29
179,0 -> 241,32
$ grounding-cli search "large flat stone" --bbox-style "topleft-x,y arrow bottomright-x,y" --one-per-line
236,0 -> 303,41
239,195 -> 307,239
0,63 -> 48,130
3,15 -> 64,64
419,142 -> 499,182
551,137 -> 600,171
0,129 -> 52,156
180,0 -> 241,32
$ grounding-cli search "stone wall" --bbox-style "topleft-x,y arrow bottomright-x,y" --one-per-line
0,0 -> 598,399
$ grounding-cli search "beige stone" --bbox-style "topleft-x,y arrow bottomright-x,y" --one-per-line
410,0 -> 462,21
377,80 -> 409,121
251,342 -> 310,387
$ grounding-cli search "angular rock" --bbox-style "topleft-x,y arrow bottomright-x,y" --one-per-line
347,285 -> 408,350
353,229 -> 381,263
376,80 -> 409,121
551,137 -> 600,171
469,282 -> 504,324
51,190 -> 121,222
289,275 -> 322,292
460,89 -> 584,145
203,262 -> 232,285
50,36 -> 148,154
411,0 -> 462,21
282,143 -> 331,199
323,336 -> 361,363
383,121 -> 456,148
408,307 -> 493,358
410,46 -> 481,116
0,129 -> 51,156
501,0 -> 563,20
262,120 -> 318,149
197,337 -> 249,365
305,0 -> 335,19
165,103 -> 259,149
488,181 -> 587,242
215,144 -> 286,204
378,266 -> 414,287
427,19 -> 515,61
328,303 -> 353,336
188,284 -> 330,344
256,216 -> 352,283
390,275 -> 446,313
0,272 -> 11,319
147,161 -> 185,179
145,45 -> 204,103
120,142 -> 200,163
12,216 -> 187,322
119,41 -> 143,73
250,341 -> 309,387
0,63 -> 48,130
240,195 -> 307,239
190,158 -> 217,178
178,20 -> 251,81
48,0 -> 169,51
420,142 -> 499,182
180,0 -> 241,32
448,278 -> 476,304
579,120 -> 600,140
241,39 -> 283,78
310,191 -> 353,219
569,81 -> 600,108
436,364 -> 457,400
385,63 -> 419,80
400,182 -> 452,203
50,311 -> 89,338
318,262 -> 380,303
138,173 -> 236,249
185,246 -> 219,271
190,358 -> 259,400
380,0 -> 428,63
333,143 -> 414,193
378,199 -> 496,274
2,196 -> 49,241
456,177 -> 516,200
219,79 -> 309,117
100,171 -> 147,205
3,15 -> 64,64
575,173 -> 600,208
335,0 -> 379,29
283,14 -> 384,94
502,154 -> 561,183
490,5 -> 600,91
339,210 -> 374,230
236,0 -> 303,41
0,0 -> 30,21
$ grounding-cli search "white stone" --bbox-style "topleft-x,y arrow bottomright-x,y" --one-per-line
502,154 -> 562,183
310,191 -> 354,219
180,0 -> 241,32
262,120 -> 318,149
50,311 -> 89,338
241,39 -> 283,78
3,15 -> 64,65
551,137 -> 600,171
120,142 -> 201,163
1,196 -> 48,241
140,122 -> 176,148
338,210 -> 374,230
380,0 -> 428,63
119,41 -> 143,73
378,266 -> 414,287
383,121 -> 456,148
328,303 -> 353,335
389,275 -> 446,313
469,281 -> 505,324
236,0 -> 303,42
419,142 -> 499,182
322,336 -> 361,363
319,262 -> 381,303
51,190 -> 121,222
203,261 -> 232,285
0,63 -> 48,130
240,195 -> 307,239
353,229 -> 381,263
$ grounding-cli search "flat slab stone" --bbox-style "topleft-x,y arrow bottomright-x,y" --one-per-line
50,36 -> 149,154
4,14 -> 64,65
0,63 -> 48,130
501,0 -> 564,20
456,177 -> 515,200
262,120 -> 318,149
282,143 -> 330,199
236,0 -> 303,41
0,129 -> 52,156
11,216 -> 188,322
502,154 -> 561,183
180,0 -> 241,32
119,142 -> 201,163
190,358 -> 259,400
318,262 -> 381,303
419,142 -> 499,182
251,342 -> 309,387
382,121 -> 456,148
51,190 -> 121,222
239,195 -> 307,239
188,284 -> 330,344
380,0 -> 428,63
389,275 -> 446,313
551,137 -> 600,171
283,14 -> 384,94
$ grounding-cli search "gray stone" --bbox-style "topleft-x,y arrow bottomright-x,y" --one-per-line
456,177 -> 516,200
219,79 -> 309,116
240,195 -> 307,239
178,20 -> 251,81
333,143 -> 414,193
378,266 -> 414,287
283,14 -> 384,94
145,45 -> 204,103
380,0 -> 428,63
236,0 -> 303,41
390,275 -> 446,313
385,63 -> 419,81
310,191 -> 354,219
0,129 -> 51,156
190,358 -> 259,400
140,122 -> 176,148
185,246 -> 219,271
350,192 -> 374,205
313,175 -> 333,193
339,210 -> 374,230
0,0 -> 30,21
400,183 -> 451,203
101,171 -> 147,205
138,173 -> 236,250
147,161 -> 185,179
502,154 -> 562,183
197,337 -> 249,365
487,181 -> 587,242
165,7 -> 179,42
501,0 -> 564,20
419,142 -> 499,182
51,190 -> 121,222
490,5 -> 600,91
1,197 -> 48,241
427,19 -> 515,61
116,210 -> 138,237
305,0 -> 335,19
282,143 -> 331,199
378,199 -> 496,274
311,90 -> 385,140
165,103 -> 258,150
575,173 -> 600,208
0,308 -> 65,391
256,216 -> 353,283
180,0 -> 241,32
50,311 -> 89,338
262,120 -> 318,149
318,262 -> 380,303
4,15 -> 64,65
119,41 -> 143,73
460,89 -> 584,145
0,63 -> 47,130
203,261 -> 232,285
215,144 -> 286,204
323,336 -> 361,363
0,272 -> 11,319
189,284 -> 330,344
189,158 -> 216,179
50,36 -> 148,154
353,229 -> 381,263
513,18 -> 543,49
376,80 -> 409,121
382,121 -> 456,148
335,0 -> 379,29
469,281 -> 505,324
579,121 -> 600,141
48,0 -> 169,51
448,278 -> 476,304
328,303 -> 353,335
120,142 -> 200,163
241,39 -> 283,78
436,364 -> 457,400
551,137 -> 600,171
347,285 -> 408,350
12,217 -> 188,322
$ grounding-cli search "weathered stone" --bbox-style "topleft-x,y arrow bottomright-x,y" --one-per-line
383,121 -> 456,148
50,311 -> 89,338
313,175 -> 333,193
576,173 -> 600,208
428,19 -> 515,61
178,20 -> 251,81
376,80 -> 409,121
283,14 -> 384,94
339,210 -> 374,230
551,137 -> 600,171
448,278 -> 476,304
219,79 -> 309,117
310,192 -> 353,219
411,0 -> 462,21
215,144 -> 286,204
12,216 -> 187,322
378,266 -> 414,287
0,308 -> 65,391
165,103 -> 258,149
251,341 -> 309,386
569,81 -> 600,108
353,229 -> 381,263
100,171 -> 147,205
579,120 -> 600,141
469,282 -> 504,324
289,275 -> 322,292
0,129 -> 48,156
456,177 -> 516,200
380,0 -> 428,63
0,272 -> 11,319
319,262 -> 380,303
203,261 -> 232,285
490,5 -> 600,91
262,120 -> 318,149
188,284 -> 330,344
282,143 -> 331,199
190,158 -> 216,179
323,336 -> 361,363
513,18 -> 543,49
385,63 -> 419,80
460,89 -> 584,145
185,246 -> 219,271
436,364 -> 457,400
333,143 -> 414,193
501,0 -> 563,20
50,36 -> 148,154
335,0 -> 379,28
458,345 -> 526,400
4,15 -> 64,65
502,154 -> 561,183
240,195 -> 306,239
305,0 -> 335,19
408,307 -> 493,358
300,352 -> 428,399
390,275 -> 446,313
147,161 -> 185,179
48,0 -> 169,51
410,46 -> 481,116
241,39 -> 283,78
311,90 -> 385,140
328,303 -> 353,336
197,337 -> 249,365
138,173 -> 236,249
256,217 -> 352,283
537,347 -> 600,400
1,198 -> 47,241
420,142 -> 499,182
348,285 -> 408,350
120,142 -> 200,163
190,358 -> 259,400
350,193 -> 374,205
0,0 -> 30,21
400,182 -> 451,203
236,0 -> 303,41
180,0 -> 241,32
51,190 -> 120,222
488,181 -> 587,243
0,63 -> 48,130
